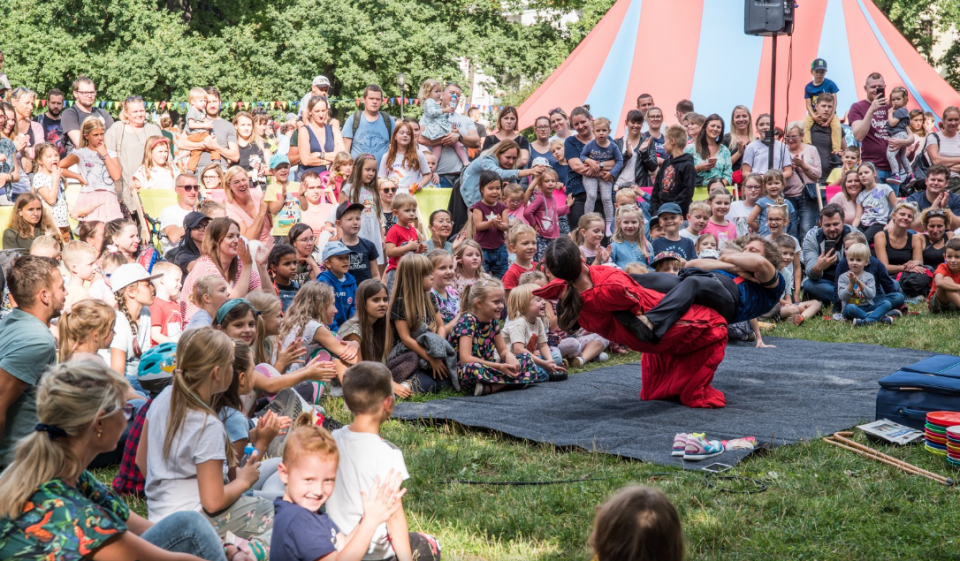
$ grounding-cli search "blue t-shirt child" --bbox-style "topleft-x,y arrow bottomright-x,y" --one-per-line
271,498 -> 340,561
804,78 -> 840,106
652,236 -> 697,262
580,139 -> 624,177
754,197 -> 796,236
345,238 -> 379,285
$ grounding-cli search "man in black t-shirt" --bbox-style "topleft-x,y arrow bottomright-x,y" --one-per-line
34,89 -> 66,158
61,76 -> 115,153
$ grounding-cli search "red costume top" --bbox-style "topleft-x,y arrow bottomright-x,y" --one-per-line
534,266 -> 729,408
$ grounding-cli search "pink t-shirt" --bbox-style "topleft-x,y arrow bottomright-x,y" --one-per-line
701,220 -> 738,249
180,256 -> 262,323
829,193 -> 858,226
227,189 -> 274,251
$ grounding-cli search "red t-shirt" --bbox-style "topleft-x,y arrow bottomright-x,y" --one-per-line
503,262 -> 536,290
149,298 -> 183,345
384,223 -> 420,272
929,263 -> 960,301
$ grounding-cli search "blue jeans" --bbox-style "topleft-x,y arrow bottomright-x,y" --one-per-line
843,299 -> 894,323
802,277 -> 837,306
533,348 -> 564,382
786,194 -> 817,241
483,244 -> 509,279
141,511 -> 227,561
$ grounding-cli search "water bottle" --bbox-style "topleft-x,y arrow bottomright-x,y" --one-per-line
239,444 -> 257,467
449,93 -> 457,109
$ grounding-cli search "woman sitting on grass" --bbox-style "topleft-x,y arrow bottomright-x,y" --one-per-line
0,360 -> 227,561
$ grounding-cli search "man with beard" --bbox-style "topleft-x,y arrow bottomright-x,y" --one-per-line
35,88 -> 66,158
61,75 -> 115,153
104,96 -> 163,217
0,255 -> 65,470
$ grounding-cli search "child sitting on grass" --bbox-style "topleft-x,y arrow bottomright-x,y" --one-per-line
503,224 -> 538,293
272,413 -> 408,561
838,243 -> 894,326
317,241 -> 358,332
325,362 -> 442,561
772,235 -> 821,326
503,283 -> 568,382
928,237 -> 960,314
590,486 -> 683,561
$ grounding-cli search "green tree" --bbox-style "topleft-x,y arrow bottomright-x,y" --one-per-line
874,0 -> 960,92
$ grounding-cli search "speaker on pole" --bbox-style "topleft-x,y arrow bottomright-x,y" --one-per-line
744,0 -> 794,36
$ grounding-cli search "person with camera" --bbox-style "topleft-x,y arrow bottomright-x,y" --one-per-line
801,203 -> 852,306
848,72 -> 914,191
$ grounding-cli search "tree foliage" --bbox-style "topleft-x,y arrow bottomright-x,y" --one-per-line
874,0 -> 960,92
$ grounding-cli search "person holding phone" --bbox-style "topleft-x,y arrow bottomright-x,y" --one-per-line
685,114 -> 732,187
801,203 -> 854,306
848,73 -> 914,186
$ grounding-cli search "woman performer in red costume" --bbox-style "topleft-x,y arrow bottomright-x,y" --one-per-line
533,236 -> 782,408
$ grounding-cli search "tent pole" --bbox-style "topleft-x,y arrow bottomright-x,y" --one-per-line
769,33 -> 777,169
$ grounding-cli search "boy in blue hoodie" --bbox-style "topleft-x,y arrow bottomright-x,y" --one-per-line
317,240 -> 357,332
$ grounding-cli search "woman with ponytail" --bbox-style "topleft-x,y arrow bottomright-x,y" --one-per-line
0,360 -> 226,561
137,327 -> 274,560
534,237 -> 730,408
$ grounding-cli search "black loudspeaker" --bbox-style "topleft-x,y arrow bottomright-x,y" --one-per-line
744,0 -> 795,36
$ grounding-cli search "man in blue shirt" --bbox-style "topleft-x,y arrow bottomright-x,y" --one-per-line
342,84 -> 395,166
0,256 -> 63,469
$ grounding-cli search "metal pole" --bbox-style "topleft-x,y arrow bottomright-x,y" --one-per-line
768,33 -> 777,169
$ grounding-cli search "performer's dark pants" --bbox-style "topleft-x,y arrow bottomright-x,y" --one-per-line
620,271 -> 740,341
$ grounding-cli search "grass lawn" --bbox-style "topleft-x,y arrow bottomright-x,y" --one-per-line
97,310 -> 960,560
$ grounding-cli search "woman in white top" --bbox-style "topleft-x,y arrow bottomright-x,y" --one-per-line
378,121 -> 432,194
926,106 -> 960,191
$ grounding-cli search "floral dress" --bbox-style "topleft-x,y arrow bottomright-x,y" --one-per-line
430,286 -> 460,325
451,312 -> 536,390
0,471 -> 129,560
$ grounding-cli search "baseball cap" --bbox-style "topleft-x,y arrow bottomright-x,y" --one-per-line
269,154 -> 290,170
656,202 -> 683,217
811,58 -> 828,71
312,75 -> 331,88
531,156 -> 550,168
650,251 -> 685,268
184,211 -> 210,230
321,241 -> 353,262
336,201 -> 364,221
111,264 -> 162,293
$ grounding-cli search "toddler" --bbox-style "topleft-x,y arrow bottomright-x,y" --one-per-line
88,251 -> 126,308
470,171 -> 510,278
886,87 -> 913,185
581,117 -> 623,235
148,261 -> 183,345
523,169 -> 569,261
184,86 -> 219,172
419,78 -> 469,166
838,243 -> 893,326
503,183 -> 528,225
32,143 -> 74,237
183,275 -> 230,331
62,240 -> 98,312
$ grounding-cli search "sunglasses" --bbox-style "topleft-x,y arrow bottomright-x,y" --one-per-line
928,210 -> 946,217
181,184 -> 199,192
380,187 -> 397,194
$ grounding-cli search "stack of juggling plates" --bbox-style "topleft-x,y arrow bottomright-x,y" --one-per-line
946,425 -> 960,468
924,411 -> 960,458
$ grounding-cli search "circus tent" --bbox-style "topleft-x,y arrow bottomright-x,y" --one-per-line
517,0 -> 960,135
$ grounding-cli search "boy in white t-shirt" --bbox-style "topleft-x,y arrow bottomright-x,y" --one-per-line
326,363 -> 441,561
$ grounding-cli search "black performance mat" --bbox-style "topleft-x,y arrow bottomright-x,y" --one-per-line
394,337 -> 934,469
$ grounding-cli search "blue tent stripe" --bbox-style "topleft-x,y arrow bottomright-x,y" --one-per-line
583,0 -> 643,123
854,0 -> 934,114
689,1 -> 763,118
818,0 -> 858,115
